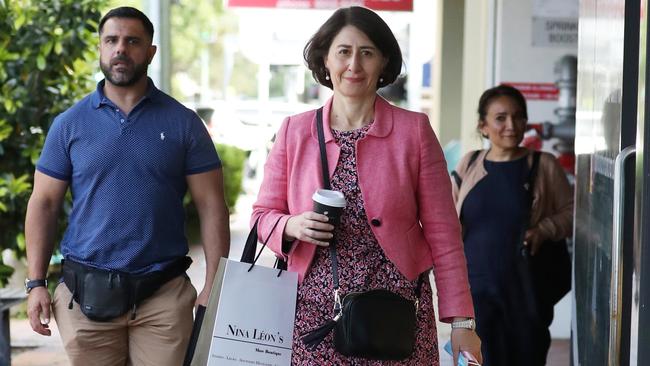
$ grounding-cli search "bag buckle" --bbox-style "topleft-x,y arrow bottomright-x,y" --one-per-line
333,288 -> 342,315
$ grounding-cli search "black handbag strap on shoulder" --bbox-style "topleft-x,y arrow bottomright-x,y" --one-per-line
315,108 -> 423,311
316,108 -> 332,191
516,150 -> 542,254
451,149 -> 481,188
316,107 -> 341,298
525,151 -> 542,225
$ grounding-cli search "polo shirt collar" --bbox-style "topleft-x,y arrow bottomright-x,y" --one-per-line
91,77 -> 159,109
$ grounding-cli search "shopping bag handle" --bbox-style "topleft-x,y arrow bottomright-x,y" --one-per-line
242,216 -> 285,276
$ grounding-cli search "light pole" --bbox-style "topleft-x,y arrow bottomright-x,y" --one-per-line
144,0 -> 172,93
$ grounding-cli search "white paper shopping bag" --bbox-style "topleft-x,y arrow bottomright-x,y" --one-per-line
191,258 -> 298,366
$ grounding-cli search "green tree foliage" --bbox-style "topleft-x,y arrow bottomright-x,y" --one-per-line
185,142 -> 245,244
170,1 -> 221,98
229,51 -> 259,99
107,0 -> 140,9
169,1 -> 258,100
0,0 -> 106,263
215,143 -> 247,210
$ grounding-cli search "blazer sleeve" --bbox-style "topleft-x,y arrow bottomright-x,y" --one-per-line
416,115 -> 474,321
534,153 -> 574,241
251,117 -> 293,259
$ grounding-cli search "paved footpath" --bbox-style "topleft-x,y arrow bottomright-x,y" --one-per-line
9,191 -> 568,365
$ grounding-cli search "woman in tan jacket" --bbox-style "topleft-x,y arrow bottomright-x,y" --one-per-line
451,85 -> 573,366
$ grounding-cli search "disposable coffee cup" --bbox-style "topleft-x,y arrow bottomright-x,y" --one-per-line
312,189 -> 346,227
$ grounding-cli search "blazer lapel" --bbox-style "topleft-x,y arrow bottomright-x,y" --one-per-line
367,96 -> 394,138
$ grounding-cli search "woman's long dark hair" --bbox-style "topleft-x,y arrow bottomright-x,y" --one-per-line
477,84 -> 528,121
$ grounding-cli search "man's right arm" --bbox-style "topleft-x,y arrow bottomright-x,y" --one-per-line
25,171 -> 68,336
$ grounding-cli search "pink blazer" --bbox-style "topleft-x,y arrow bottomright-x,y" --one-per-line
252,96 -> 474,320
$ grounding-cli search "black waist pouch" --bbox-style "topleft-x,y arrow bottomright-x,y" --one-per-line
61,256 -> 192,322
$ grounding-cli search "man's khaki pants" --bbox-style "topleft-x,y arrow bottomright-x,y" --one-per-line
52,275 -> 196,366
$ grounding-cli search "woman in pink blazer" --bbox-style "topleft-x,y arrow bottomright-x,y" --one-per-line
252,6 -> 481,365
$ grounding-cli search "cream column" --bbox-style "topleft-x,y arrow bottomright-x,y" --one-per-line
431,0 -> 465,147
459,0 -> 496,153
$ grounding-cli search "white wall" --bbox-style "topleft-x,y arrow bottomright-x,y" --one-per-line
494,0 -> 578,123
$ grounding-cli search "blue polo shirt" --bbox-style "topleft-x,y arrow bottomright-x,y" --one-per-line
37,79 -> 221,274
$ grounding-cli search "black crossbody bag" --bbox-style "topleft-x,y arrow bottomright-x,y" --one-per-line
300,108 -> 423,360
62,256 -> 192,322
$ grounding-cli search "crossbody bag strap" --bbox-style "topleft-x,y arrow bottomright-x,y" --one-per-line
316,108 -> 341,306
414,275 -> 424,299
317,108 -> 424,307
316,108 -> 331,190
302,107 -> 426,351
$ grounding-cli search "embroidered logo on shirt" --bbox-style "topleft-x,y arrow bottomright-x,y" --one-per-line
160,132 -> 165,140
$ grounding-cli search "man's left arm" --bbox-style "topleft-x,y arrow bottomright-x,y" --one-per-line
187,168 -> 230,306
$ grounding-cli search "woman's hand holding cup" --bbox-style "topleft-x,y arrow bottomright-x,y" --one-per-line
284,212 -> 334,247
284,189 -> 346,247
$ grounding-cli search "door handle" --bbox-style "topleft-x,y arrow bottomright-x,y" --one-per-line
610,145 -> 635,365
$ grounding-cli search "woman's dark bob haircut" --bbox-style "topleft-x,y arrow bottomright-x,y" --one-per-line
303,6 -> 402,90
477,84 -> 528,121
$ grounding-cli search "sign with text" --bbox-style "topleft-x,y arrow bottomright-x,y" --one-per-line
504,82 -> 559,101
228,0 -> 413,11
190,258 -> 298,366
532,17 -> 578,47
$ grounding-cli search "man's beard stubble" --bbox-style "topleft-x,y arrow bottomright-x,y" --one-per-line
100,56 -> 149,87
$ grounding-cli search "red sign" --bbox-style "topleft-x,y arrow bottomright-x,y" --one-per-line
228,0 -> 413,11
502,82 -> 559,101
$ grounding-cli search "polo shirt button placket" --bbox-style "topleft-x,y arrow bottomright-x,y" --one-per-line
118,110 -> 128,133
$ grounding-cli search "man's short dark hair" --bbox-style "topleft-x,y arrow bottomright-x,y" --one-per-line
99,7 -> 154,40
303,6 -> 403,90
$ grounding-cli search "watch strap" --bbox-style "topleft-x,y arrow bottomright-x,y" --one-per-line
451,318 -> 476,330
25,279 -> 47,292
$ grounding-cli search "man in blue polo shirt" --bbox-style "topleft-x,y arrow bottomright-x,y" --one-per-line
24,7 -> 230,365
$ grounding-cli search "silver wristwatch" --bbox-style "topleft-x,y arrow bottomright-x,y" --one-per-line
451,318 -> 476,330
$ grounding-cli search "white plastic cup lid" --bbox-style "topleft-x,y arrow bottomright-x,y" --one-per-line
312,189 -> 346,208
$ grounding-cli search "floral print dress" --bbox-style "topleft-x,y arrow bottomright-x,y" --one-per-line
291,123 -> 439,365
